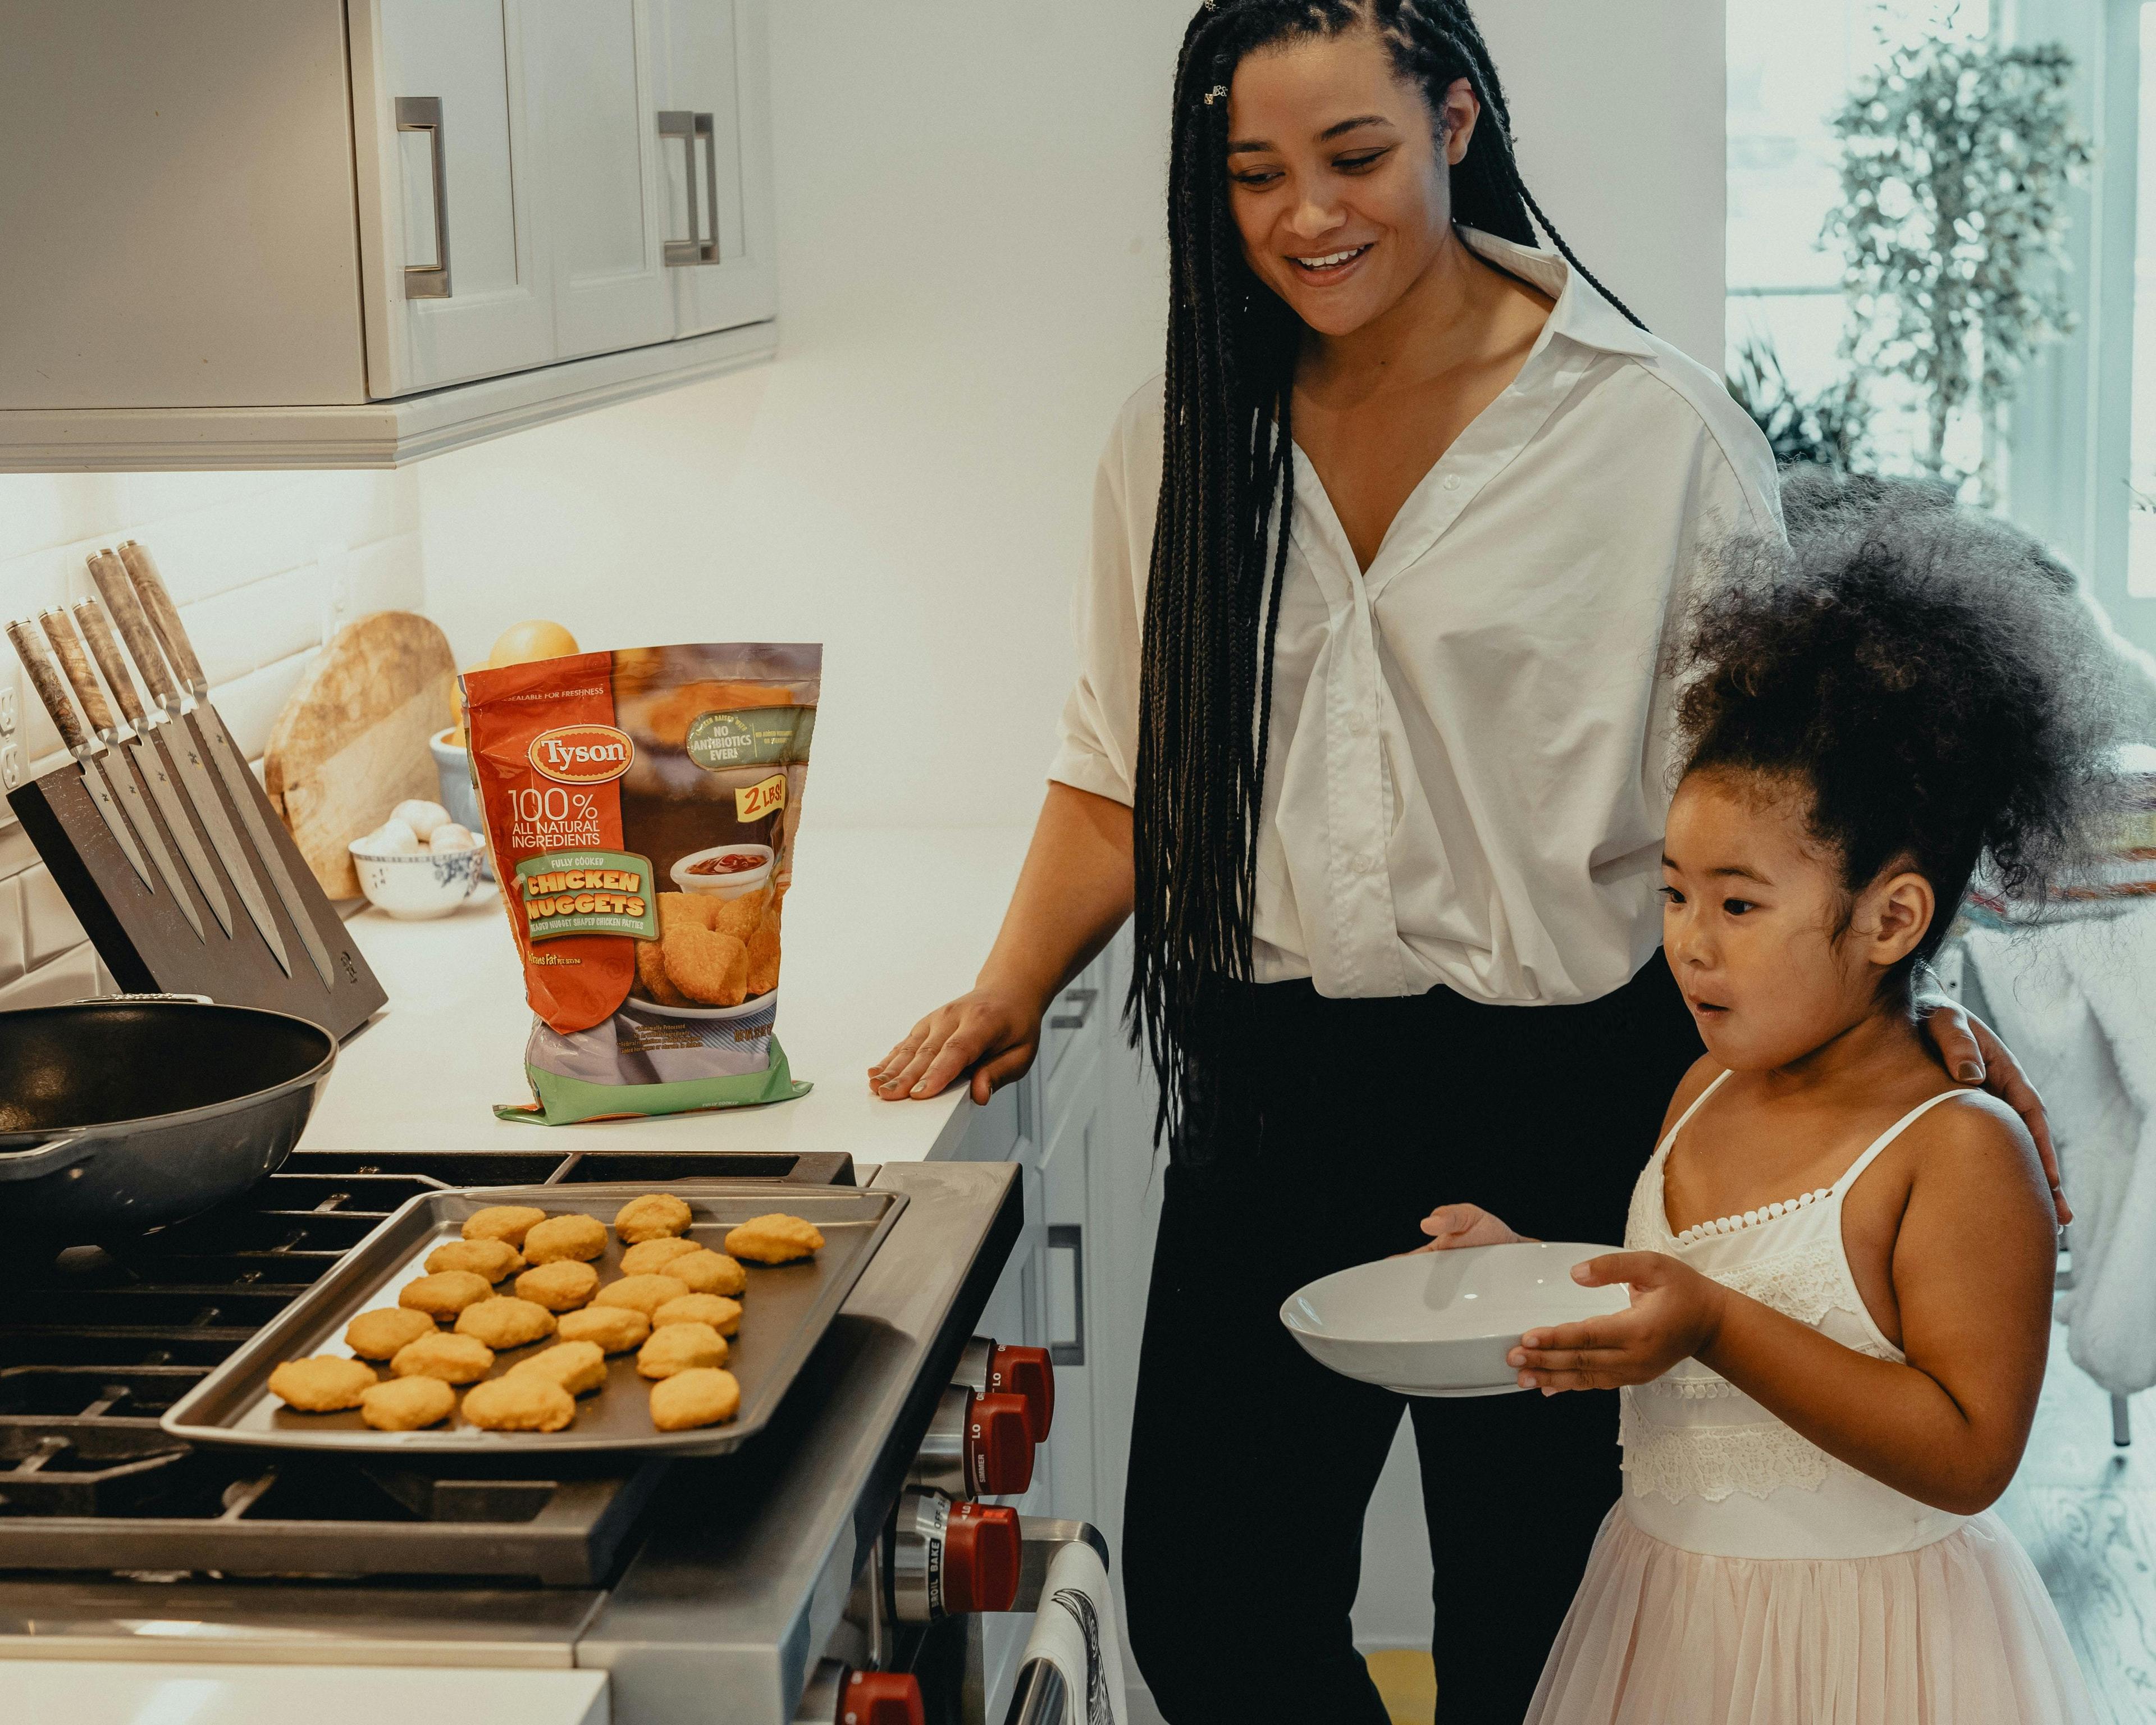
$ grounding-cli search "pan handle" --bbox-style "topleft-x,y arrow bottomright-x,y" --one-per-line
74,992 -> 214,1005
0,1131 -> 94,1182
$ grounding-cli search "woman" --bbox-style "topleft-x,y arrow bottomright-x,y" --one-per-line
872,4 -> 2064,1721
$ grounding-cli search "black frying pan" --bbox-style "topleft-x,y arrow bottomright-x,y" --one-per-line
0,995 -> 335,1238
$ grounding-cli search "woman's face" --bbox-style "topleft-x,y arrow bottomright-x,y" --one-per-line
1224,29 -> 1476,337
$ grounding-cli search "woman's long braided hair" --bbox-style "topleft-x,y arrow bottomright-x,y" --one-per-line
1133,0 -> 1642,1157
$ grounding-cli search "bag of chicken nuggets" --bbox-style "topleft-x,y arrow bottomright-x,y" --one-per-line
463,643 -> 819,1124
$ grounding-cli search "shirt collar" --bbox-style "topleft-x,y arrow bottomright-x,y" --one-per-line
1458,226 -> 1657,359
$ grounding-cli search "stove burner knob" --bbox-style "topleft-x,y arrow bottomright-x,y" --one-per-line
841,1671 -> 925,1725
988,1344 -> 1054,1442
966,1391 -> 1035,1496
942,1500 -> 1022,1614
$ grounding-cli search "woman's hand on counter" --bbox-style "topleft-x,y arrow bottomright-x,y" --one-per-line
1410,1203 -> 1527,1253
871,987 -> 1044,1105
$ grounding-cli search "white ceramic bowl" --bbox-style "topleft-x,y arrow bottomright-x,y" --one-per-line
429,728 -> 494,880
348,839 -> 485,920
670,841 -> 773,900
1280,1241 -> 1628,1397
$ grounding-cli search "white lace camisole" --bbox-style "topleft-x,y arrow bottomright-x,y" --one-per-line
1618,1071 -> 1970,1560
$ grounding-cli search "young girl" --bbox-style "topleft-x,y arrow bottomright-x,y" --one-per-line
1423,469 -> 2123,1723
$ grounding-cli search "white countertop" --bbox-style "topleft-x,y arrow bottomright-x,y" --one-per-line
300,825 -> 1031,1164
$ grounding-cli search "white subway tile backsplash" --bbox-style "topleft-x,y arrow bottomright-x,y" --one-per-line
350,533 -> 427,618
216,647 -> 322,764
0,877 -> 24,990
0,941 -> 101,1012
188,564 -> 338,688
20,864 -> 83,968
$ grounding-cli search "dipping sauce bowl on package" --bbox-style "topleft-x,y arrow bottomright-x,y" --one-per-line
463,644 -> 820,1125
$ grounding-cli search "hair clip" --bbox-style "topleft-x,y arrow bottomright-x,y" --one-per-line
1204,84 -> 1228,104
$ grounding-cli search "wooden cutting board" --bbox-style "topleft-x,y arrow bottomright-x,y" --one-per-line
267,611 -> 456,900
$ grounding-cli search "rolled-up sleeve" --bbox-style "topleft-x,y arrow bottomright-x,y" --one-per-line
1048,379 -> 1162,806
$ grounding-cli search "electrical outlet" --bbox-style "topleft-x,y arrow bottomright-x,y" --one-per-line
0,681 -> 14,734
0,745 -> 19,791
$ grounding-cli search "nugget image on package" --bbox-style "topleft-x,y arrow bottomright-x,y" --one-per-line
615,1193 -> 693,1243
557,1306 -> 651,1353
508,1340 -> 609,1398
654,1292 -> 741,1336
456,1296 -> 558,1350
426,1238 -> 525,1281
517,1259 -> 601,1312
399,1270 -> 495,1320
523,1213 -> 607,1265
634,933 -> 693,1007
724,1213 -> 825,1265
656,894 -> 750,1007
361,1375 -> 456,1432
344,1306 -> 436,1361
595,1274 -> 696,1318
268,1356 -> 376,1412
744,900 -> 782,998
650,1367 -> 742,1431
463,1375 -> 576,1433
620,1236 -> 702,1277
391,1331 -> 495,1384
638,1322 -> 729,1380
463,1205 -> 547,1247
659,1248 -> 747,1297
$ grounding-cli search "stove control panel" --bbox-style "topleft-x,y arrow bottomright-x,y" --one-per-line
908,1381 -> 1036,1499
890,1489 -> 1022,1622
950,1335 -> 1055,1442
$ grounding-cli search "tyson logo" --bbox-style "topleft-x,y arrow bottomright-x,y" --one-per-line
529,724 -> 636,785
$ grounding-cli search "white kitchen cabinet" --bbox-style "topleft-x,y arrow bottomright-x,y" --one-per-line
0,0 -> 775,470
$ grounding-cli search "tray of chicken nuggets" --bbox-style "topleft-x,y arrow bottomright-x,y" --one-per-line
159,1183 -> 906,1457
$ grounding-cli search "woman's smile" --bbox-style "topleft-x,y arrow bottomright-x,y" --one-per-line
1289,241 -> 1376,281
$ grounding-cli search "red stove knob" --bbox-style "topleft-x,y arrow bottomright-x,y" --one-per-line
842,1671 -> 924,1725
966,1391 -> 1035,1496
988,1344 -> 1054,1442
943,1500 -> 1022,1613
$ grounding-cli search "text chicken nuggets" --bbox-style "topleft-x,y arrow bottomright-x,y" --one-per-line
464,644 -> 819,1124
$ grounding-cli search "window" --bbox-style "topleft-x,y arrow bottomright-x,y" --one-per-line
2132,1 -> 2156,596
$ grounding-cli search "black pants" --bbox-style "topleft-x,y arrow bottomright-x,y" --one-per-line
1121,961 -> 1701,1725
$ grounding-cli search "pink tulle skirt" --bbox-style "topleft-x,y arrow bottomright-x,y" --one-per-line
1526,1508 -> 2097,1725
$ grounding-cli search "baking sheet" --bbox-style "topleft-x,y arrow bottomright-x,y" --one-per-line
158,1181 -> 905,1457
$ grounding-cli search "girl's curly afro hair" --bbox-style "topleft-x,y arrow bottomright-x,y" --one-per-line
1676,467 -> 2130,972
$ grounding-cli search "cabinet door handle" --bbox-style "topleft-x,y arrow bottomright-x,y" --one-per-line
1048,987 -> 1099,1032
659,109 -> 720,265
1048,1223 -> 1085,1367
396,97 -> 451,299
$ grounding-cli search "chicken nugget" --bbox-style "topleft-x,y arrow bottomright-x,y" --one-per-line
615,1193 -> 694,1243
517,1259 -> 601,1312
635,932 -> 693,1007
558,1305 -> 651,1353
425,1238 -> 525,1281
455,1296 -> 558,1350
706,890 -> 765,942
523,1213 -> 607,1265
463,1205 -> 547,1247
399,1270 -> 494,1320
662,923 -> 748,1007
656,890 -> 719,933
653,1292 -> 741,1336
463,1374 -> 575,1433
650,1367 -> 741,1431
390,1330 -> 495,1384
268,1356 -> 376,1412
659,1248 -> 747,1297
744,902 -> 780,998
507,1340 -> 609,1398
360,1375 -> 456,1431
595,1274 -> 696,1318
637,1321 -> 729,1379
344,1306 -> 436,1361
620,1236 -> 702,1277
723,1213 -> 825,1265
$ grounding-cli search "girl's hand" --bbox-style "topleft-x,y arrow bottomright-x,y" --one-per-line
1508,1252 -> 1726,1393
1412,1203 -> 1525,1253
1915,997 -> 2067,1225
869,984 -> 1044,1105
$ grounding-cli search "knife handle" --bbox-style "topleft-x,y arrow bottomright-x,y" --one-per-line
86,550 -> 180,714
116,542 -> 207,699
39,610 -> 117,741
7,619 -> 90,756
74,600 -> 150,732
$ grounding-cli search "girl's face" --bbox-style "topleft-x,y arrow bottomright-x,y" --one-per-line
1223,29 -> 1477,337
1661,770 -> 1935,1070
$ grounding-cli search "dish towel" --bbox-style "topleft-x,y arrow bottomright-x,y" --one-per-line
1956,905 -> 2156,1397
1016,1538 -> 1129,1725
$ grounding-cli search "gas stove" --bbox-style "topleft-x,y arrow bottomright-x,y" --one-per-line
0,1144 -> 1072,1724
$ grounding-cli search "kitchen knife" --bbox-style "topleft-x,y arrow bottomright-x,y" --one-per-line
75,590 -> 291,978
115,541 -> 336,991
3,618 -> 192,935
68,566 -> 236,944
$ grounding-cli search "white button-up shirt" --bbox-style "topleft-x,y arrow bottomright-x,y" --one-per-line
1049,229 -> 1782,1005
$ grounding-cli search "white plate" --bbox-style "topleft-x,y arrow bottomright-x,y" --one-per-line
1280,1241 -> 1627,1397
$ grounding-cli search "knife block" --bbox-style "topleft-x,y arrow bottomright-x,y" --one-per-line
9,757 -> 386,1041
